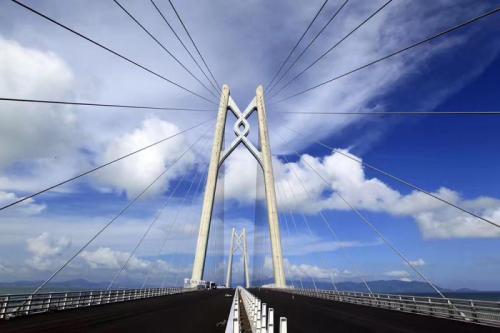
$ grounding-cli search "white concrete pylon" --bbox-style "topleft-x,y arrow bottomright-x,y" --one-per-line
191,85 -> 229,282
255,86 -> 286,287
191,85 -> 286,288
242,228 -> 250,288
226,228 -> 236,288
226,228 -> 250,288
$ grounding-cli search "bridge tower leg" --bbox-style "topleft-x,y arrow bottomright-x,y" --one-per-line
255,86 -> 286,288
242,228 -> 250,288
190,85 -> 286,288
226,228 -> 236,288
191,85 -> 230,283
225,228 -> 251,288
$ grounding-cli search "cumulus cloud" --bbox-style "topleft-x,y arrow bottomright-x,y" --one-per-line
261,256 -> 342,281
0,37 -> 77,171
221,148 -> 261,203
80,247 -> 149,271
222,147 -> 500,239
1,0 -> 499,287
223,149 -> 500,239
26,232 -> 71,270
0,36 -> 206,199
92,117 -> 200,198
286,262 -> 337,280
79,247 -> 190,282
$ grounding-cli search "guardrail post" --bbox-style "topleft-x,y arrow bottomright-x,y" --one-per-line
45,293 -> 52,311
447,300 -> 454,318
61,292 -> 67,310
470,300 -> 478,322
279,317 -> 287,333
77,292 -> 82,308
1,296 -> 9,319
268,308 -> 274,333
261,303 -> 267,333
25,295 -> 32,315
428,298 -> 433,315
233,290 -> 240,333
233,317 -> 239,333
97,291 -> 103,305
257,299 -> 262,332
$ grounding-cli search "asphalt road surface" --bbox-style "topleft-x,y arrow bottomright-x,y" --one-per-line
251,288 -> 498,333
0,289 -> 234,333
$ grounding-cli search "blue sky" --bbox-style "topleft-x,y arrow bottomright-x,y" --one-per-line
0,0 -> 499,291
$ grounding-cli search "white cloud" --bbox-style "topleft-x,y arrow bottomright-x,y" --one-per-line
408,258 -> 426,267
222,148 -> 261,203
79,247 -> 191,284
287,262 -> 337,280
92,117 -> 200,198
262,256 -> 347,281
0,190 -> 45,215
80,247 -> 149,271
0,37 -> 77,170
26,232 -> 71,270
384,270 -> 410,278
228,149 -> 500,239
282,234 -> 383,256
269,1 -> 498,152
1,0 -> 498,287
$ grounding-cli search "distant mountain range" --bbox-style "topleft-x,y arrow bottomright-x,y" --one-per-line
252,279 -> 486,294
0,278 -> 487,294
0,279 -> 110,290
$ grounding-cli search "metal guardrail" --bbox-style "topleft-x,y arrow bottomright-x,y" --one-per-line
0,287 -> 187,320
274,288 -> 500,328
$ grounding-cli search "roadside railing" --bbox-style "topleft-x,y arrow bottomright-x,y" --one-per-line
274,288 -> 500,328
0,287 -> 187,320
225,288 -> 240,333
233,287 -> 286,333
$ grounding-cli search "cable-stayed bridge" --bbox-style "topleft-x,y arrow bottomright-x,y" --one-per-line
1,0 -> 500,332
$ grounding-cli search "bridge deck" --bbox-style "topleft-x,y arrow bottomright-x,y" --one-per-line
252,288 -> 498,333
2,288 -> 498,332
0,289 -> 233,333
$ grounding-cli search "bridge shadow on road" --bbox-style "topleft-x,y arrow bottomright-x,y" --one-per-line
0,289 -> 234,333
